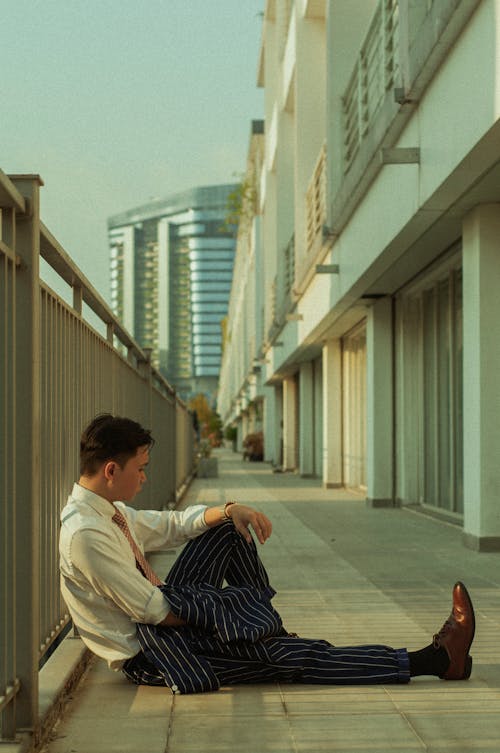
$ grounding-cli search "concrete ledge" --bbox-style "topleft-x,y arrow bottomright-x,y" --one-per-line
366,497 -> 400,508
12,635 -> 93,753
462,533 -> 500,552
39,635 -> 92,724
174,470 -> 195,506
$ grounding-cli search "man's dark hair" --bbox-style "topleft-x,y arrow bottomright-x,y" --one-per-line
80,414 -> 154,476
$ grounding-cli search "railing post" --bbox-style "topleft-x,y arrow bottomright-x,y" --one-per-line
356,55 -> 365,144
139,348 -> 154,507
382,0 -> 388,89
172,394 -> 179,502
397,0 -> 411,93
1,206 -> 18,741
72,284 -> 83,316
10,175 -> 42,733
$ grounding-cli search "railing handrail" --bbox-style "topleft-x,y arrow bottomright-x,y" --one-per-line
0,168 -> 26,211
39,220 -> 177,396
266,232 -> 297,345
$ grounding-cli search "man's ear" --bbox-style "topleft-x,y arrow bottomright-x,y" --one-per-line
103,461 -> 117,481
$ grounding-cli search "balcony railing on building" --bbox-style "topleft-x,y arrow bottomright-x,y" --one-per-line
330,0 -> 473,245
323,0 -> 478,256
267,233 -> 295,343
342,0 -> 400,174
0,169 -> 196,745
306,143 -> 327,254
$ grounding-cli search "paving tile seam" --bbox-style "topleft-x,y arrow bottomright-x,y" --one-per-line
277,684 -> 300,753
164,692 -> 176,753
386,710 -> 429,751
387,695 -> 500,703
390,707 -> 498,719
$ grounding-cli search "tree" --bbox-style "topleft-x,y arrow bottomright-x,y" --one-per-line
222,177 -> 257,236
188,394 -> 222,445
188,394 -> 212,428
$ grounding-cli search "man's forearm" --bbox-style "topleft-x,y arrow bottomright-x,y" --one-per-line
203,503 -> 234,527
203,502 -> 272,545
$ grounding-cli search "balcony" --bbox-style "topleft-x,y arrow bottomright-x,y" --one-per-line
305,142 -> 327,255
342,0 -> 400,174
267,233 -> 296,343
330,0 -> 480,240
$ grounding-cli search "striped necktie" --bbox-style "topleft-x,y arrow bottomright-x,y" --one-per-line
112,508 -> 163,586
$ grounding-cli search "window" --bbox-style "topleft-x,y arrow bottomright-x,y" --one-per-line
396,256 -> 463,515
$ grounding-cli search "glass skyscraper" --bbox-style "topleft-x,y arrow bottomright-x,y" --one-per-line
108,184 -> 237,401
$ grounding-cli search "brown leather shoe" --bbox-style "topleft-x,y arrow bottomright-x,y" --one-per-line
433,581 -> 475,680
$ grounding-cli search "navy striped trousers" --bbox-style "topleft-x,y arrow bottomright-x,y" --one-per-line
123,522 -> 410,693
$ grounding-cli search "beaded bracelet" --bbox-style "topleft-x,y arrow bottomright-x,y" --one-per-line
222,500 -> 237,520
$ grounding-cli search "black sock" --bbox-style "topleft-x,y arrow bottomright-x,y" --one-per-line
408,644 -> 450,677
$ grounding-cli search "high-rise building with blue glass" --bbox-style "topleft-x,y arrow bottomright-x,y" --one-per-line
108,184 -> 237,401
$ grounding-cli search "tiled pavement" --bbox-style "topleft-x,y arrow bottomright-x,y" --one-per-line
43,449 -> 500,753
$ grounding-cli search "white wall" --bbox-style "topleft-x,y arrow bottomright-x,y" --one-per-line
269,0 -> 500,378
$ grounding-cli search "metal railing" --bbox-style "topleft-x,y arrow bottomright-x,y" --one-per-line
267,233 -> 295,344
283,233 -> 295,308
176,399 -> 195,499
342,0 -> 400,173
0,170 -> 195,741
306,144 -> 327,253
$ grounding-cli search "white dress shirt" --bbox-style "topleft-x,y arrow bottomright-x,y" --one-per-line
59,483 -> 209,669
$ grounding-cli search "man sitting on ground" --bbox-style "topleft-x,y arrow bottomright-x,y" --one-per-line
59,414 -> 475,694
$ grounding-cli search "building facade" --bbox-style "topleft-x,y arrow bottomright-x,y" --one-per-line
109,184 -> 237,402
217,0 -> 500,550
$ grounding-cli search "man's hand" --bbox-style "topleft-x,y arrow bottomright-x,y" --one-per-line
227,504 -> 272,545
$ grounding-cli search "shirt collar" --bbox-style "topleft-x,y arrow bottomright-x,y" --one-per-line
70,482 -> 119,519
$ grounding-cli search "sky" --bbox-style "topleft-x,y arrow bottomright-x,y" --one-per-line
1,0 -> 264,301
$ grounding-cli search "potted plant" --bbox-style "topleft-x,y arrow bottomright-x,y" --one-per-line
197,439 -> 218,478
224,425 -> 237,452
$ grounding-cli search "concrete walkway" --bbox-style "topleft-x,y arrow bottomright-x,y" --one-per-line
43,449 -> 500,753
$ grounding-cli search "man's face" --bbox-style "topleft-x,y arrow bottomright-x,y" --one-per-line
109,445 -> 150,501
